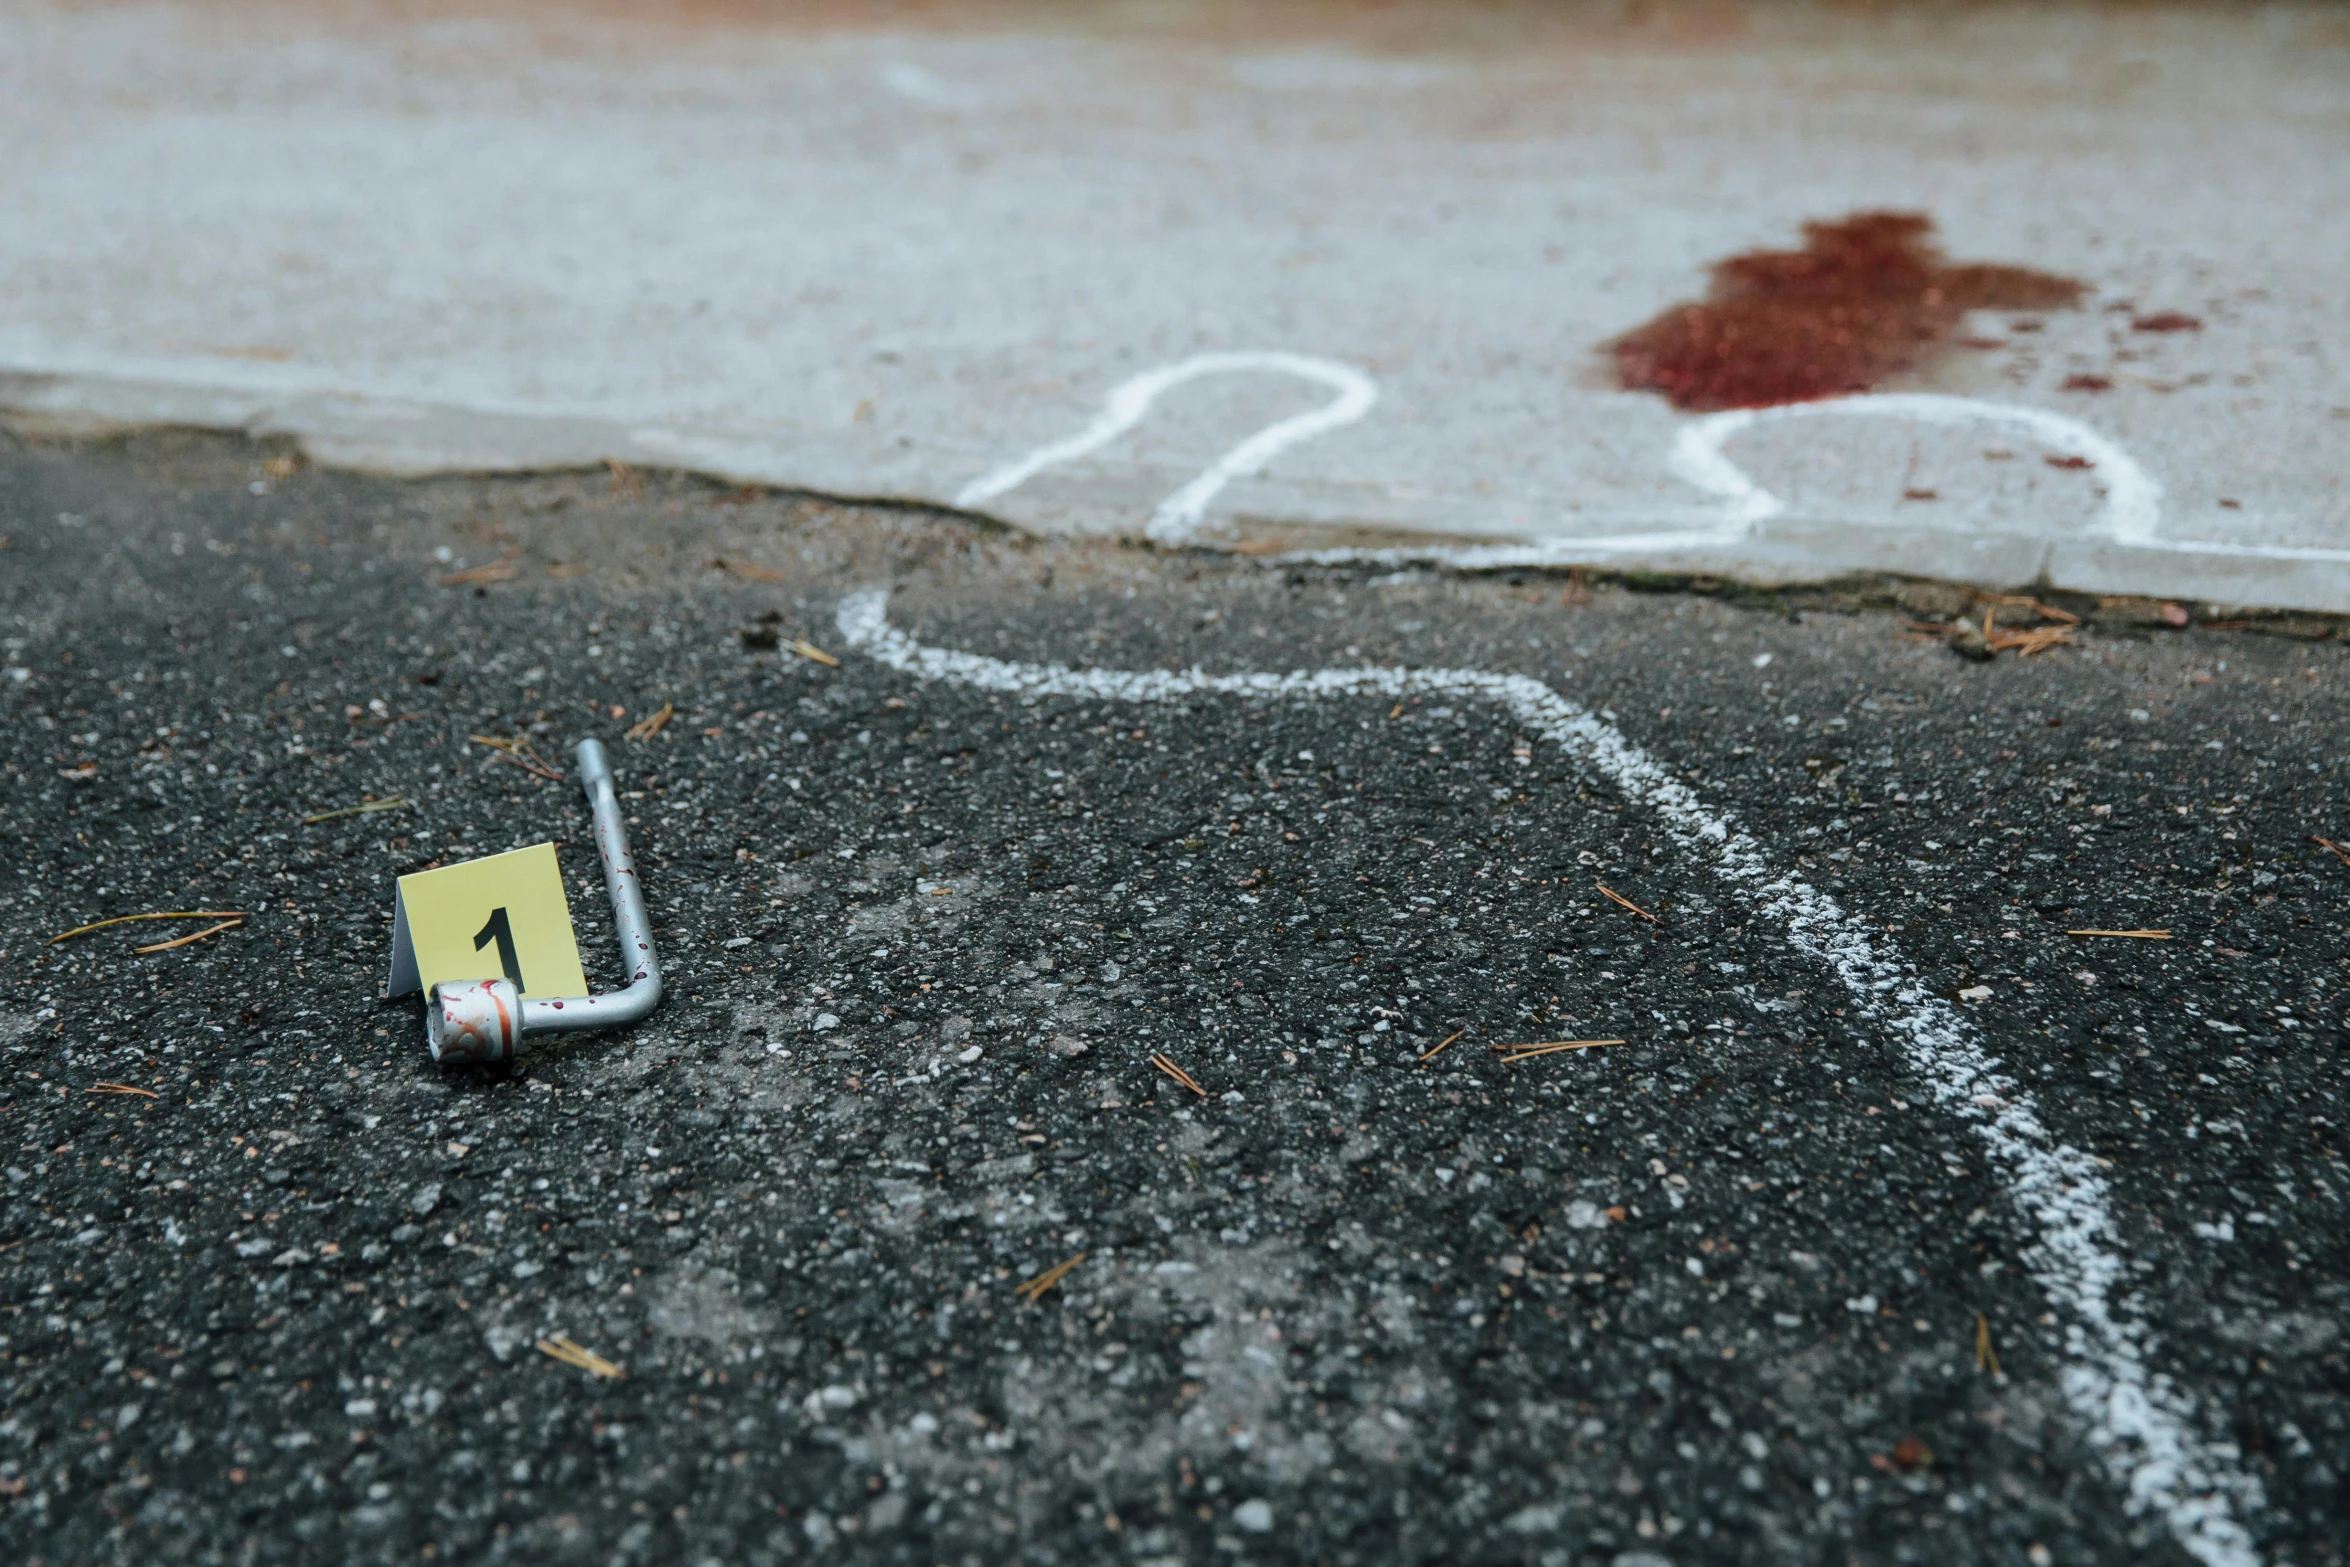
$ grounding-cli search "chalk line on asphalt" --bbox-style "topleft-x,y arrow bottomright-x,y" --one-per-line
835,586 -> 2265,1567
951,351 -> 1378,545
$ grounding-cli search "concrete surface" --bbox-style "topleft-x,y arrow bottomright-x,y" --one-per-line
4,431 -> 2349,1564
2,2 -> 2349,607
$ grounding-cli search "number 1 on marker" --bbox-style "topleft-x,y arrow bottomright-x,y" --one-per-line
474,906 -> 524,991
387,843 -> 584,1003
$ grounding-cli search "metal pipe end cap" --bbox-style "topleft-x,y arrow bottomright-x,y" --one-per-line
428,977 -> 523,1066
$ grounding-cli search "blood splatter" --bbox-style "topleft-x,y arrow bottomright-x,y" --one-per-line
2059,373 -> 2113,393
1608,212 -> 2085,411
2131,311 -> 2202,333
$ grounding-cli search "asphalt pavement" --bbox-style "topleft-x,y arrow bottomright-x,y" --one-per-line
3,431 -> 2348,1566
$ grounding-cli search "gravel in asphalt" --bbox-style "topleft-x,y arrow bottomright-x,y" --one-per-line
3,433 -> 2348,1566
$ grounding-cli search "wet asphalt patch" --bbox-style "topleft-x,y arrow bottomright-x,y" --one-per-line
2,435 -> 2347,1566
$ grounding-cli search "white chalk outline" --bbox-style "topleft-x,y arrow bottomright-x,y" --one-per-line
1675,393 -> 2164,542
1667,394 -> 2350,564
836,586 -> 2264,1567
952,351 -> 1378,545
957,362 -> 2350,570
1286,391 -> 2177,568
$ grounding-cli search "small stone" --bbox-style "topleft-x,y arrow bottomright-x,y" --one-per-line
1049,1034 -> 1091,1059
813,1012 -> 840,1032
1503,1503 -> 1563,1534
1231,1499 -> 1273,1533
957,1045 -> 983,1065
410,1181 -> 443,1217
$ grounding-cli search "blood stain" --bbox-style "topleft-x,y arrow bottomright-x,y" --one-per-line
1608,212 -> 2084,411
2131,312 -> 2202,333
2059,374 -> 2113,393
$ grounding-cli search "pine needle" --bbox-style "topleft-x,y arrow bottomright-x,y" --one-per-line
1014,1252 -> 1087,1302
1595,883 -> 1658,922
712,557 -> 784,583
134,918 -> 243,953
1984,624 -> 2076,656
624,702 -> 675,741
440,549 -> 523,586
468,734 -> 564,780
1493,1038 -> 1624,1064
537,1336 -> 623,1378
1417,1027 -> 1467,1066
784,639 -> 840,668
1971,591 -> 2080,625
1975,1313 -> 2002,1375
301,795 -> 410,825
1149,1052 -> 1206,1098
2064,929 -> 2171,940
87,1082 -> 159,1099
47,910 -> 248,946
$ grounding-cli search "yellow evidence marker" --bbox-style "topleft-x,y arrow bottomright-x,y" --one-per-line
385,842 -> 589,1003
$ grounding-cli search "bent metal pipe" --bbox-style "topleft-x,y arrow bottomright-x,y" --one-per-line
425,739 -> 664,1065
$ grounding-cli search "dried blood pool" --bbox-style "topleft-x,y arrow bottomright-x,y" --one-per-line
1609,212 -> 2084,411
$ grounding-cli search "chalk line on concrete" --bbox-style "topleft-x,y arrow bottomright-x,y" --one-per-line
953,361 -> 2350,580
952,351 -> 1378,544
1296,390 -> 2179,567
1671,393 -> 2164,544
835,586 -> 2266,1567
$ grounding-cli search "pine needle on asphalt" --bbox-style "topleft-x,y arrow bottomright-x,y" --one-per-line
1014,1253 -> 1087,1303
537,1337 -> 623,1378
1416,1027 -> 1467,1066
1493,1039 -> 1624,1064
1149,1053 -> 1206,1098
48,910 -> 248,946
133,918 -> 243,954
1595,884 -> 1658,922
